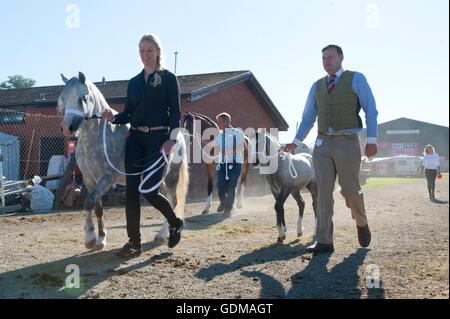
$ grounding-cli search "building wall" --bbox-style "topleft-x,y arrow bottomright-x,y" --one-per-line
362,119 -> 449,171
1,82 -> 278,199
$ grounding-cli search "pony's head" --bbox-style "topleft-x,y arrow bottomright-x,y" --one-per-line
58,72 -> 105,136
248,128 -> 281,166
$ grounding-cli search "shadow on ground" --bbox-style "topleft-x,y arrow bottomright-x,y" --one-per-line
0,240 -> 171,298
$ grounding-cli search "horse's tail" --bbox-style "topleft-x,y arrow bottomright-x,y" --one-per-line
174,147 -> 189,220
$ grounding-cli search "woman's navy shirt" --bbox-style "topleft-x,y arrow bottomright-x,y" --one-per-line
112,69 -> 180,135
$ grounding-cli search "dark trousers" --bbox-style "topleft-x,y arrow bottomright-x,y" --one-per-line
425,169 -> 437,197
217,163 -> 242,212
125,130 -> 177,246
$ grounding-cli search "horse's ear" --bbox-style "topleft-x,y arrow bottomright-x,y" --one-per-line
78,72 -> 86,84
61,73 -> 69,84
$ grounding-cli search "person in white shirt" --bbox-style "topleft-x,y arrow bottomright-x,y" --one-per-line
420,144 -> 441,200
211,112 -> 245,216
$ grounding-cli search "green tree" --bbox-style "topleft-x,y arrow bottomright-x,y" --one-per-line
0,75 -> 36,89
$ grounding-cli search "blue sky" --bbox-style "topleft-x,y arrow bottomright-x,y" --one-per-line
0,0 -> 448,143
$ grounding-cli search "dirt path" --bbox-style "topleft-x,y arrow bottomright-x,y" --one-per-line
0,178 -> 448,299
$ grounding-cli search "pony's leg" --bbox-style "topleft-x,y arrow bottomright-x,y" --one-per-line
274,185 -> 292,243
306,180 -> 319,242
94,202 -> 107,250
291,189 -> 305,237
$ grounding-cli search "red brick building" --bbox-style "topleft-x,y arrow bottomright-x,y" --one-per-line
0,71 -> 288,199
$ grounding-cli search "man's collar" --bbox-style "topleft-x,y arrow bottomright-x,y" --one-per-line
328,68 -> 344,78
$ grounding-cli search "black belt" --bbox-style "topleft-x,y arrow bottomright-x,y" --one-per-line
131,125 -> 170,133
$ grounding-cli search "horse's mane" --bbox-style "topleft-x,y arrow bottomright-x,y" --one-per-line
87,80 -> 109,111
184,112 -> 218,129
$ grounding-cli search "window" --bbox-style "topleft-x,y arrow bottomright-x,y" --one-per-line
0,112 -> 26,124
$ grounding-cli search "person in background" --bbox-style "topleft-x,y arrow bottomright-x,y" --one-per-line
420,144 -> 441,200
208,112 -> 245,217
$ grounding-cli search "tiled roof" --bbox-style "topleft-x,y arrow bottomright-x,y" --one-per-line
0,70 -> 288,130
0,71 -> 248,107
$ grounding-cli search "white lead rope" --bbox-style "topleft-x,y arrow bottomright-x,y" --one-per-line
96,109 -> 171,194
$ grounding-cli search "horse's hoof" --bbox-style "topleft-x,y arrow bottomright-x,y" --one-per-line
85,238 -> 97,249
236,203 -> 243,209
201,210 -> 209,215
94,239 -> 106,251
277,236 -> 285,243
297,232 -> 303,237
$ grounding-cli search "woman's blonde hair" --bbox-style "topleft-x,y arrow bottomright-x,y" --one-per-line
139,33 -> 165,87
423,144 -> 435,155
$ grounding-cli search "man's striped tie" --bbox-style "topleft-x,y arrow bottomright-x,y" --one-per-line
328,74 -> 336,94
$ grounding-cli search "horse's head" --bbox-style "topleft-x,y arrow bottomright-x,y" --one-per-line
58,72 -> 102,136
182,112 -> 195,134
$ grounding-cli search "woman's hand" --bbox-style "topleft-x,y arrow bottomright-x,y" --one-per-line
161,140 -> 176,154
101,109 -> 115,122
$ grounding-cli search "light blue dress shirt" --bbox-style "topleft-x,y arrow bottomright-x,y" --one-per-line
293,68 -> 378,145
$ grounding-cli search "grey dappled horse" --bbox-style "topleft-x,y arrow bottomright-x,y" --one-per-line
58,72 -> 189,250
249,128 -> 318,243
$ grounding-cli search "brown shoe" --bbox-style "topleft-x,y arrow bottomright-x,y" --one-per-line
306,243 -> 334,254
357,224 -> 371,248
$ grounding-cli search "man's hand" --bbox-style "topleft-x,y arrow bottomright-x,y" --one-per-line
161,140 -> 176,154
283,143 -> 297,153
101,109 -> 115,122
364,143 -> 377,158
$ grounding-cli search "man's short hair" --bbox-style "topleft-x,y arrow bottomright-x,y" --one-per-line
322,44 -> 343,56
216,112 -> 231,123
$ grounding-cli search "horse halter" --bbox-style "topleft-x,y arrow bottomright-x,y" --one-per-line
64,95 -> 100,121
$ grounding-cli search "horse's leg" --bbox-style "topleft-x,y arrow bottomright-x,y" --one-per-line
93,202 -> 107,250
274,185 -> 292,243
202,175 -> 214,214
81,177 -> 97,249
291,189 -> 305,237
203,164 -> 216,214
84,173 -> 114,249
235,161 -> 249,209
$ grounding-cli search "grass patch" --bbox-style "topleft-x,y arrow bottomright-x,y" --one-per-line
362,177 -> 422,189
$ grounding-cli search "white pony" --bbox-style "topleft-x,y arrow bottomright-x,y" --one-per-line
249,128 -> 318,243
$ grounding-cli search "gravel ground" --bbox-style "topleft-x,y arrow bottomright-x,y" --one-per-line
0,178 -> 448,299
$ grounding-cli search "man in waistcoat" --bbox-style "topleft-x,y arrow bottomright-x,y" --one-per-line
284,44 -> 378,254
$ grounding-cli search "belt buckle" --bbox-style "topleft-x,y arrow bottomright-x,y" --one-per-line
139,126 -> 150,133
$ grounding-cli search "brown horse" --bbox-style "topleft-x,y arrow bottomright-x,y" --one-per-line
182,112 -> 250,214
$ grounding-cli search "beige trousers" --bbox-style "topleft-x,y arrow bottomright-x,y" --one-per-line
312,133 -> 368,245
